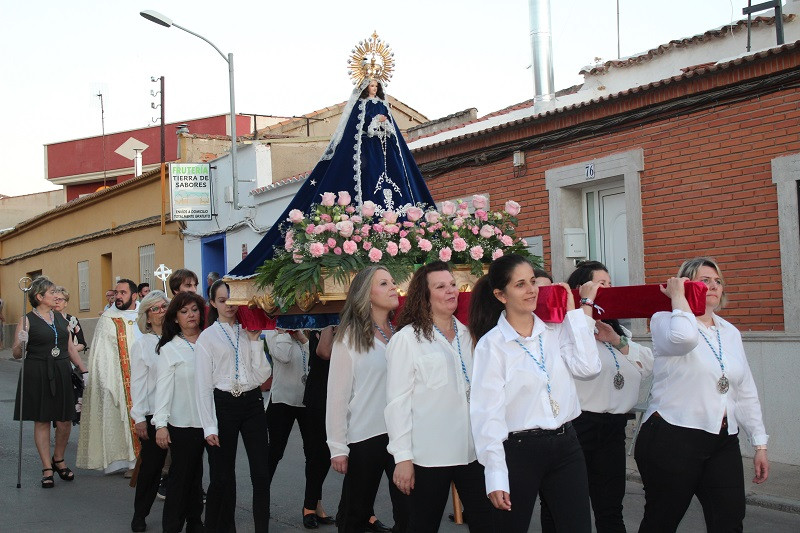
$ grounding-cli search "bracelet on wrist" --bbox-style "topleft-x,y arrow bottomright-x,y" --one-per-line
613,335 -> 629,351
580,297 -> 595,307
755,445 -> 767,451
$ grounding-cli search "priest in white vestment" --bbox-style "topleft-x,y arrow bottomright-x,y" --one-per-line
78,279 -> 142,473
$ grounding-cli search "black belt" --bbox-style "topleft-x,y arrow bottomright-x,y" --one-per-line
509,422 -> 572,439
213,387 -> 260,398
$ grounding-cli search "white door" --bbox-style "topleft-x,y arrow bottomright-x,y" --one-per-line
585,185 -> 629,286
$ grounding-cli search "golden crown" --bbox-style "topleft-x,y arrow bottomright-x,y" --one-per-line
348,31 -> 395,86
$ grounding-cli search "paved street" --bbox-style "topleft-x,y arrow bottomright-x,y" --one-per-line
2,351 -> 799,532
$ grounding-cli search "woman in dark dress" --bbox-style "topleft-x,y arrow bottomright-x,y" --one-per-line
12,276 -> 88,488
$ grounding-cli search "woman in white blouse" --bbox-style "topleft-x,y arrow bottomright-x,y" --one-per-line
326,265 -> 409,532
129,290 -> 169,532
386,261 -> 496,532
196,280 -> 273,533
635,257 -> 769,532
153,291 -> 207,533
469,254 -> 601,533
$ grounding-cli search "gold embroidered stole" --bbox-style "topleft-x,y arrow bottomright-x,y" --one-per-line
111,317 -> 141,457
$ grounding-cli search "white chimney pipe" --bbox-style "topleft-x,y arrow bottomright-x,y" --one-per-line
133,149 -> 143,177
529,0 -> 555,113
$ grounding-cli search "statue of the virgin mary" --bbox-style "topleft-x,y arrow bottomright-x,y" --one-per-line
230,32 -> 435,277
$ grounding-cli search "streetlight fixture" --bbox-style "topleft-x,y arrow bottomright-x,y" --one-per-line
140,9 -> 243,210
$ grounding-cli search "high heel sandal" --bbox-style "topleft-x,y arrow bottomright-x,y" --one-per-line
41,467 -> 55,488
52,456 -> 75,481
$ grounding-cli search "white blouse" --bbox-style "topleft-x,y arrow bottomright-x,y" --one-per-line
264,330 -> 309,407
326,334 -> 391,458
152,337 -> 202,429
470,309 -> 601,494
130,333 -> 161,424
574,317 -> 654,414
195,321 -> 273,438
385,318 -> 475,468
646,310 -> 768,446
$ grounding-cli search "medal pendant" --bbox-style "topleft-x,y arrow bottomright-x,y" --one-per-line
549,397 -> 560,417
51,347 -> 60,357
231,383 -> 242,397
613,372 -> 625,390
717,375 -> 730,394
301,374 -> 308,385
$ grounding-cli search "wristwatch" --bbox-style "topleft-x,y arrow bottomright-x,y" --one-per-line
613,335 -> 629,351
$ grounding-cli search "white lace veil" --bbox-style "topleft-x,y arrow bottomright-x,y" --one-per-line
321,78 -> 373,160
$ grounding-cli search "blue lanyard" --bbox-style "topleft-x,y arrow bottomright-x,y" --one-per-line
217,321 -> 241,383
514,335 -> 551,396
293,338 -> 308,375
698,327 -> 725,374
34,309 -> 58,346
179,333 -> 195,352
433,317 -> 470,389
602,342 -> 621,372
374,321 -> 395,344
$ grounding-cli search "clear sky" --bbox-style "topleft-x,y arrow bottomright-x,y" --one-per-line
0,0 -> 762,196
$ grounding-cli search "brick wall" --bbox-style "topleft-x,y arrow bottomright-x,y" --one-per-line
421,83 -> 800,331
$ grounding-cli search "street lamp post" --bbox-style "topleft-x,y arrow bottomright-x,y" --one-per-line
140,9 -> 242,210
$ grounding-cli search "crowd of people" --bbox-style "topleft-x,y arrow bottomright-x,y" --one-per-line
9,255 -> 770,533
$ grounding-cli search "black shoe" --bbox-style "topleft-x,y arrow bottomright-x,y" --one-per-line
131,515 -> 147,532
156,476 -> 167,500
316,514 -> 335,525
303,513 -> 319,529
366,519 -> 392,532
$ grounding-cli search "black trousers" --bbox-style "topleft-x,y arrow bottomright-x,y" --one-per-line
336,434 -> 409,533
634,415 -> 745,533
266,401 -> 313,488
541,412 -> 629,533
303,401 -> 332,510
205,388 -> 270,533
133,415 -> 168,520
408,460 -> 497,533
163,425 -> 205,533
503,424 -> 591,533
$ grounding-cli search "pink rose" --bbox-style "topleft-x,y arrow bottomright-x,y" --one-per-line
326,223 -> 337,232
363,241 -> 373,251
350,215 -> 363,224
361,201 -> 376,217
352,235 -> 362,243
453,238 -> 467,252
320,192 -> 336,207
500,235 -> 513,246
385,225 -> 400,234
471,226 -> 479,235
459,202 -> 468,210
361,225 -> 371,236
399,230 -> 408,238
492,249 -> 504,260
334,247 -> 343,255
441,201 -> 456,216
472,195 -> 488,209
383,211 -> 398,224
343,240 -> 358,254
386,242 -> 399,256
520,239 -> 528,246
453,217 -> 464,228
339,214 -> 349,221
456,208 -> 469,217
442,232 -> 450,239
288,209 -> 304,223
425,211 -> 440,224
505,200 -> 521,216
406,206 -> 424,222
326,238 -> 337,248
346,206 -> 356,214
418,239 -> 433,252
286,229 -> 294,242
309,242 -> 325,258
373,223 -> 385,233
336,220 -> 354,238
320,214 -> 332,223
439,247 -> 452,262
337,191 -> 352,206
313,225 -> 327,235
475,209 -> 488,221
480,225 -> 494,239
305,224 -> 315,234
399,238 -> 412,253
403,221 -> 415,228
368,248 -> 383,262
323,245 -> 330,254
293,252 -> 303,264
284,240 -> 294,252
469,245 -> 484,260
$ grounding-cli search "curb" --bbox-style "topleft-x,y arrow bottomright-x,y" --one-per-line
625,472 -> 800,515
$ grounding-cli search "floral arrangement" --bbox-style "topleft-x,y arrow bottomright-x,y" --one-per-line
255,191 -> 537,311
